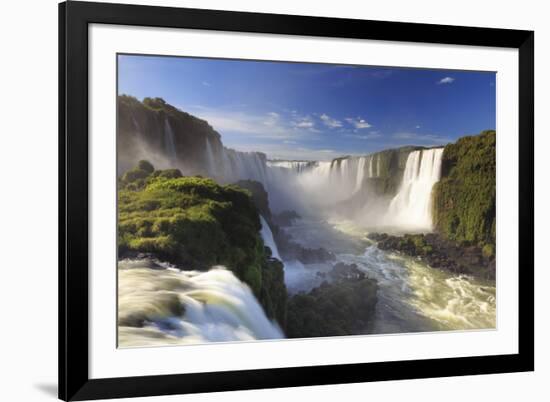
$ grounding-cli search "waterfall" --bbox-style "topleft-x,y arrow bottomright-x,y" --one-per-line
386,148 -> 444,231
204,137 -> 216,176
216,147 -> 268,184
118,260 -> 284,347
163,119 -> 177,162
131,114 -> 145,142
266,160 -> 315,173
259,216 -> 281,261
354,156 -> 367,192
368,156 -> 374,177
132,113 -> 446,232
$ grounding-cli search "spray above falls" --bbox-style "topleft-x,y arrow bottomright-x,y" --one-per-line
120,97 -> 446,233
198,139 -> 446,233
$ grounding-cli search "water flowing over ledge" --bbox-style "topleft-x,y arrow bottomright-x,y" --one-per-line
386,148 -> 444,231
118,260 -> 284,348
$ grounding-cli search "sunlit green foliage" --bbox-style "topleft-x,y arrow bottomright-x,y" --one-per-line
433,130 -> 496,247
482,243 -> 495,259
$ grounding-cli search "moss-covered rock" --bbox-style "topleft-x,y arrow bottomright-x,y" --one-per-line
432,130 -> 496,246
118,161 -> 287,326
369,232 -> 495,280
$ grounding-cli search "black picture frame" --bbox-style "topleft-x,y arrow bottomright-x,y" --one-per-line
59,1 -> 534,400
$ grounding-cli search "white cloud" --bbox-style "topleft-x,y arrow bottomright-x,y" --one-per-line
189,107 -> 322,141
263,112 -> 280,127
392,132 -> 450,144
437,77 -> 455,84
232,143 -> 343,161
320,113 -> 343,128
344,131 -> 382,140
345,117 -> 372,129
415,125 -> 421,129
202,81 -> 211,87
294,120 -> 314,128
291,114 -> 318,131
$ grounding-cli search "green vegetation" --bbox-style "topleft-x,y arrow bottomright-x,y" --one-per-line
233,180 -> 272,219
482,243 -> 495,259
432,130 -> 496,247
387,234 -> 435,256
118,161 -> 287,325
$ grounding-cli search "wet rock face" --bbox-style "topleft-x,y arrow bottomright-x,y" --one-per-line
275,234 -> 336,264
329,262 -> 366,281
368,232 -> 495,281
118,95 -> 223,175
272,210 -> 301,227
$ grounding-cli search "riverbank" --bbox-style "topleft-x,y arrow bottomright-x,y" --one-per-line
368,232 -> 495,281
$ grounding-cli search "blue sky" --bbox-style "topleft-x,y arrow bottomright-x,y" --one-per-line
118,54 -> 496,161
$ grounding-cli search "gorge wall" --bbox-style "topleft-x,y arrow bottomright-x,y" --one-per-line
432,130 -> 496,249
118,95 -> 270,184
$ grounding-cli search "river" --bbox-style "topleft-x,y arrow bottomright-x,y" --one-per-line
281,217 -> 496,334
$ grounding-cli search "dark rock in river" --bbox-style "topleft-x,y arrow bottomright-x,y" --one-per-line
272,210 -> 301,227
275,234 -> 335,264
286,265 -> 378,338
329,262 -> 366,281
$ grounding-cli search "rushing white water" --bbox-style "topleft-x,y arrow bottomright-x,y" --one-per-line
282,218 -> 496,333
386,148 -> 444,231
118,260 -> 283,347
163,119 -> 178,163
259,216 -> 281,261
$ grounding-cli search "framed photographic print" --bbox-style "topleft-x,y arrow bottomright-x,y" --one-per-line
59,1 -> 534,400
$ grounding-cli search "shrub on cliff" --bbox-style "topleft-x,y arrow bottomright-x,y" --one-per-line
432,130 -> 496,246
118,162 -> 287,325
